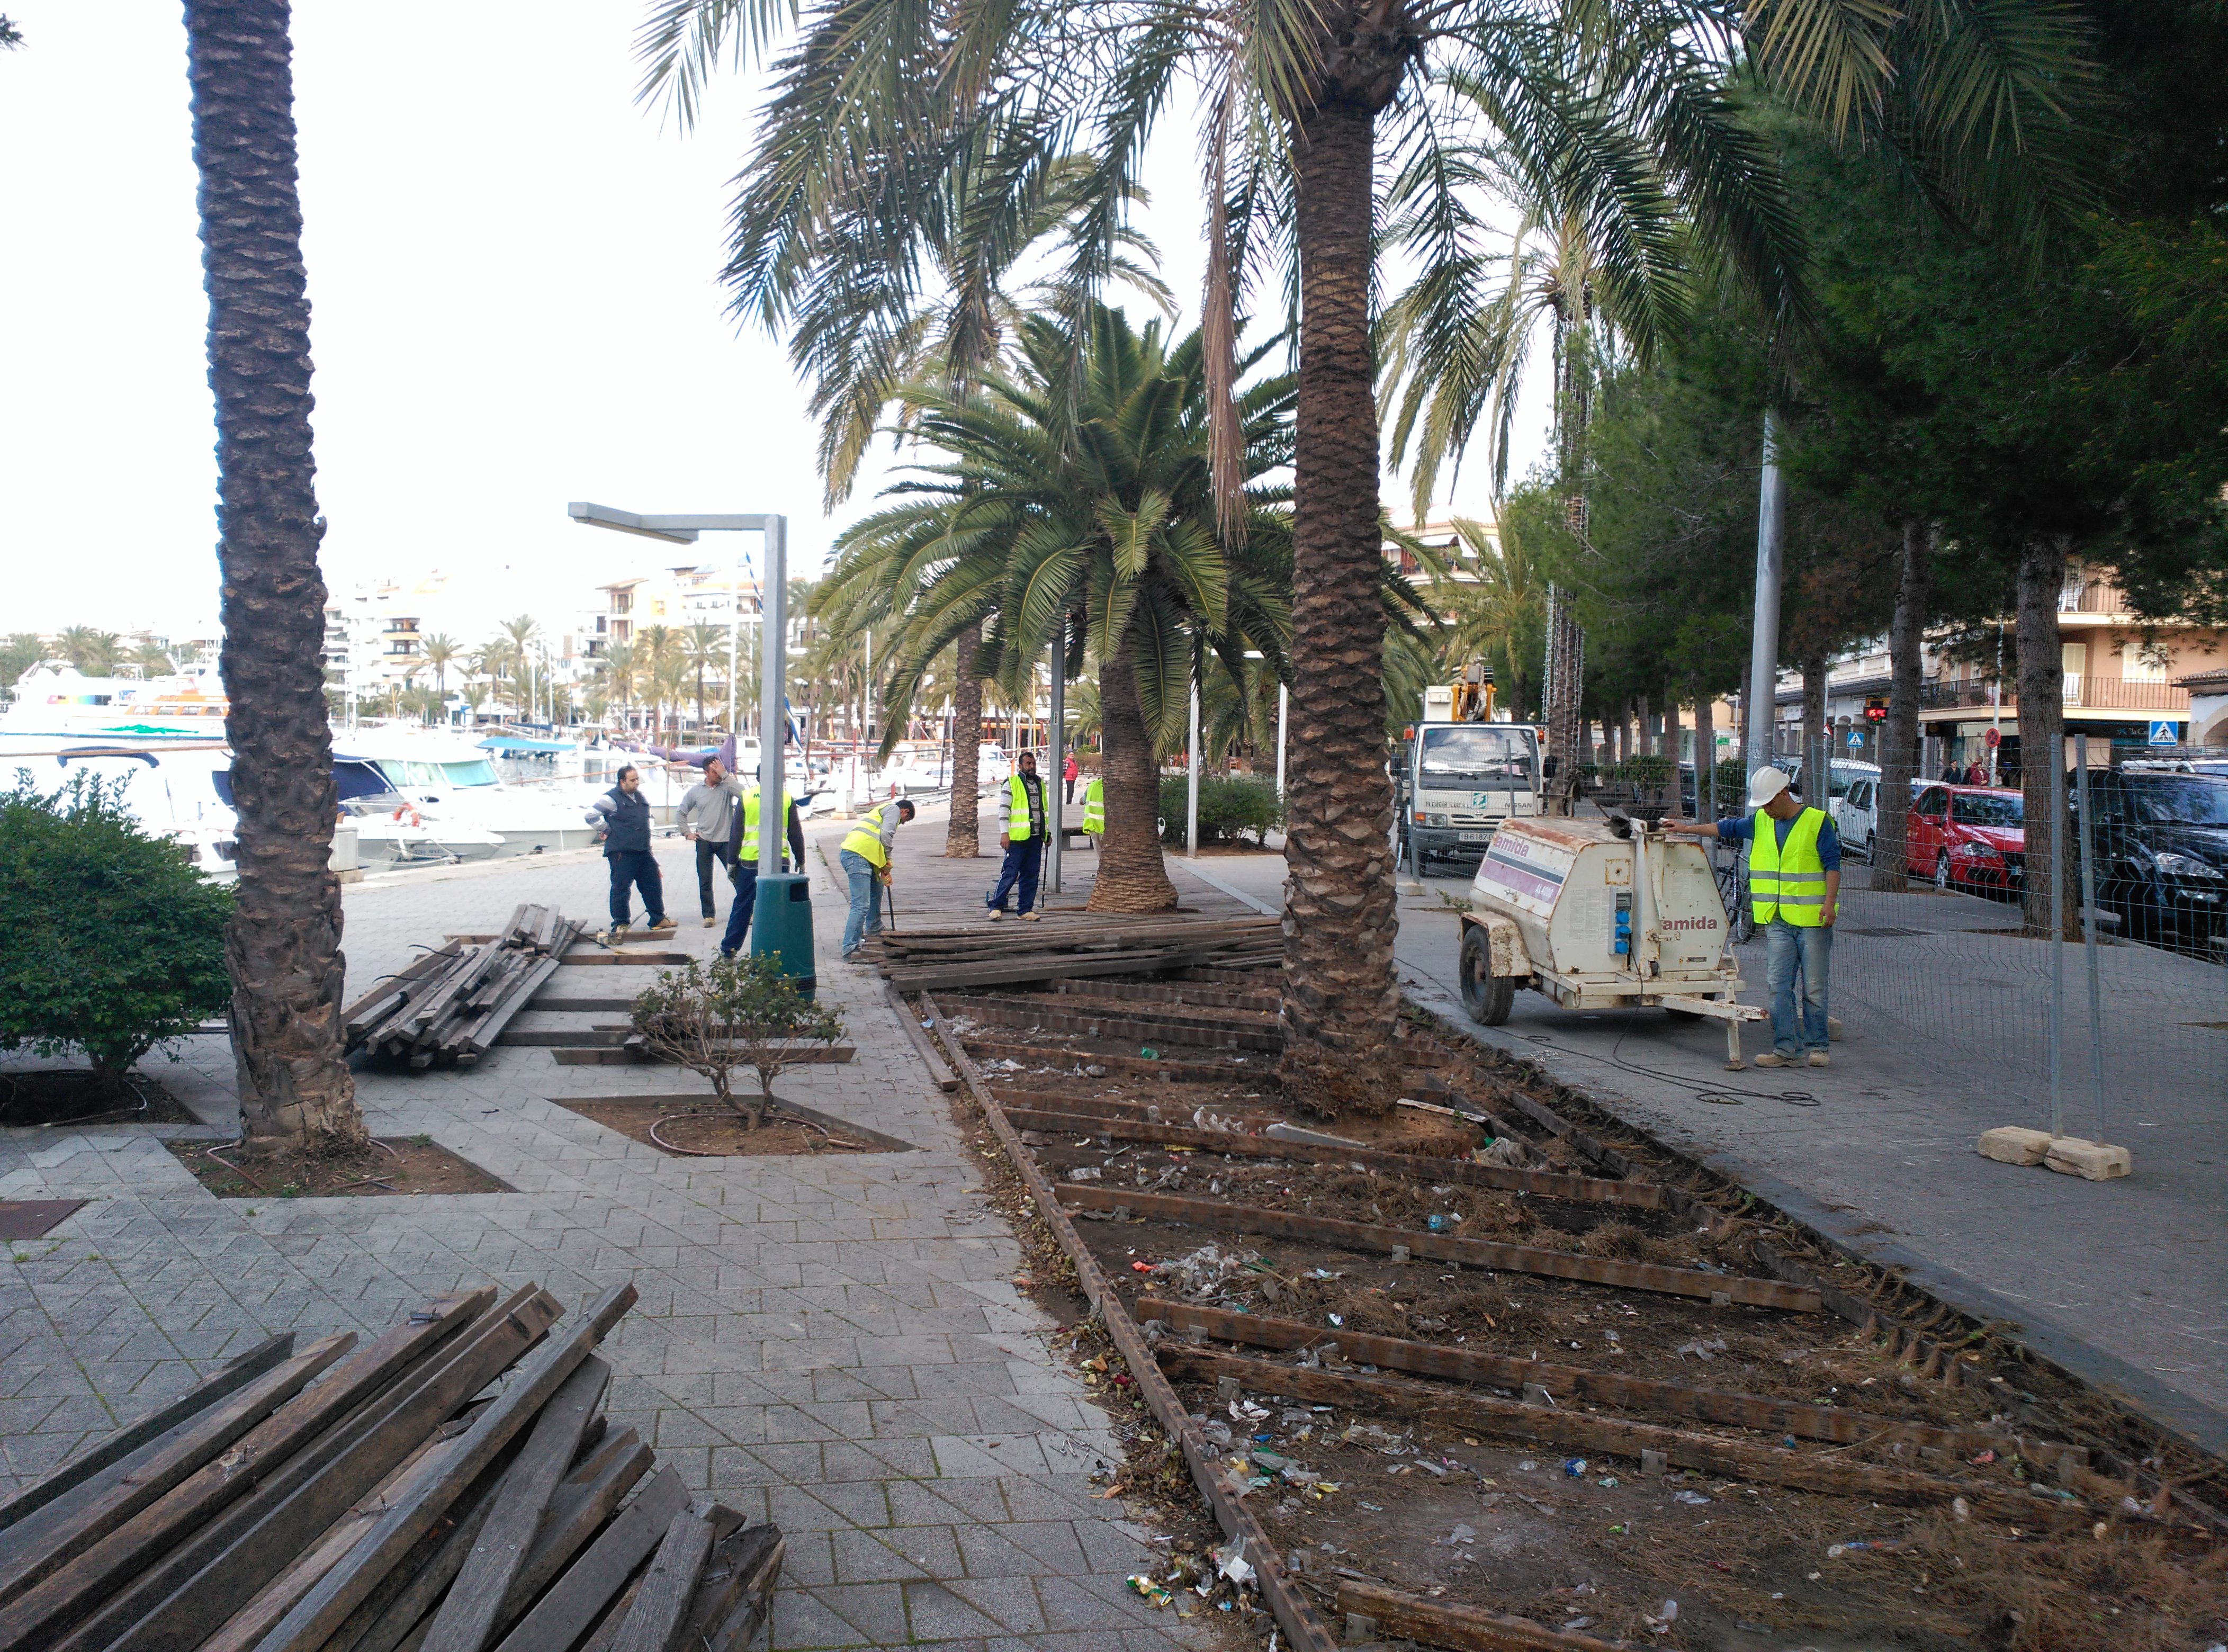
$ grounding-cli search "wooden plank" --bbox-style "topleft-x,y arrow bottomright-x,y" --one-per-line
74,1287 -> 536,1652
604,1504 -> 713,1652
1001,1110 -> 1666,1209
1157,1348 -> 2019,1512
321,1439 -> 523,1652
0,1332 -> 355,1606
492,1431 -> 654,1630
344,945 -> 462,1042
1053,977 -> 1283,1013
957,1036 -> 1251,1085
0,1333 -> 294,1539
464,953 -> 565,1056
937,996 -> 1282,1053
418,1355 -> 613,1652
1138,1298 -> 2082,1464
1057,1185 -> 1819,1310
883,982 -> 958,1092
552,1045 -> 855,1067
0,1303 -> 483,1649
559,950 -> 691,966
676,1524 -> 784,1652
254,1285 -> 640,1652
921,993 -> 1341,1652
1333,1577 -> 1619,1652
491,1468 -> 691,1652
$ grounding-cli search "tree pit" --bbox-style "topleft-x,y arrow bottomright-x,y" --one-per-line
165,1134 -> 509,1198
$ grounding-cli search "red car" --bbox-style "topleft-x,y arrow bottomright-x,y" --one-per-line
1907,784 -> 2025,893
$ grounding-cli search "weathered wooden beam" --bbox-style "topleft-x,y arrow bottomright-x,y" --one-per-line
488,1467 -> 690,1652
1051,977 -> 1283,1013
1004,1111 -> 1665,1209
938,995 -> 1282,1053
418,1355 -> 612,1652
255,1285 -> 639,1652
883,982 -> 958,1092
1332,1577 -> 1619,1652
1059,1185 -> 1818,1310
604,1504 -> 713,1652
676,1524 -> 784,1652
0,1333 -> 294,1539
0,1333 -> 355,1607
1138,1299 -> 2083,1466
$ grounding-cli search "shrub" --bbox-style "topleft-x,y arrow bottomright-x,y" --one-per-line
0,772 -> 232,1081
631,953 -> 845,1127
1156,774 -> 1286,846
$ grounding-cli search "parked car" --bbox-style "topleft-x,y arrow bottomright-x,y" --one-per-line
1907,785 -> 2025,894
2071,770 -> 2228,954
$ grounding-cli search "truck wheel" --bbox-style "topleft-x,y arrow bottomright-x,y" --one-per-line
1459,928 -> 1515,1026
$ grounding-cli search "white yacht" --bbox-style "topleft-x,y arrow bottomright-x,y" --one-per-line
330,728 -> 603,855
0,662 -> 231,749
3,744 -> 241,878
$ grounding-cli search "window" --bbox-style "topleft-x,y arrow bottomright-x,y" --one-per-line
1951,793 -> 2023,827
1418,725 -> 1537,783
2122,649 -> 2170,685
2129,779 -> 2228,825
441,761 -> 498,787
1916,787 -> 1946,816
613,592 -> 633,615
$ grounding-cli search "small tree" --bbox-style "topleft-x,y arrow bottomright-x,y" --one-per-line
631,954 -> 845,1128
0,774 -> 233,1086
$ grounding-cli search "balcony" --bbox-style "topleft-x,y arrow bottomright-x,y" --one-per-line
2059,579 -> 2127,615
1918,677 -> 2191,714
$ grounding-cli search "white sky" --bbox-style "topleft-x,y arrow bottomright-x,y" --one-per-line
0,3 -> 1543,645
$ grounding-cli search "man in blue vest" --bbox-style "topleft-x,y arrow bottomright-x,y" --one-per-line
984,750 -> 1048,920
719,781 -> 808,960
1665,765 -> 1839,1067
585,766 -> 675,945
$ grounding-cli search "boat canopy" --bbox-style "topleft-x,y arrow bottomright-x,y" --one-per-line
478,734 -> 573,754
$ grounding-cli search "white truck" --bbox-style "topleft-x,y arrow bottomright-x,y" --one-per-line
1397,681 -> 1543,867
1456,815 -> 1765,1068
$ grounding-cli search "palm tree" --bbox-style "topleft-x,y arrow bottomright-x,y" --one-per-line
833,307 -> 1295,912
128,639 -> 177,677
641,0 -> 2094,1112
683,621 -> 727,733
420,632 -> 459,696
499,614 -> 540,719
652,654 -> 693,746
636,624 -> 680,741
1432,517 -> 1547,720
598,640 -> 639,732
57,625 -> 120,675
183,0 -> 362,1148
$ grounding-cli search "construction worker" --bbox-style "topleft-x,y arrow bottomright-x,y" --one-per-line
718,780 -> 807,960
585,766 -> 674,945
1664,765 -> 1840,1067
1080,771 -> 1104,849
985,749 -> 1048,920
839,796 -> 915,958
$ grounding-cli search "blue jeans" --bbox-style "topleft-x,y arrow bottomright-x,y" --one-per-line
718,864 -> 759,957
987,838 -> 1043,915
840,848 -> 883,955
1764,919 -> 1831,1055
606,850 -> 663,928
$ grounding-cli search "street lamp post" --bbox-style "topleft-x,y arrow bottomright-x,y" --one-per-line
569,504 -> 811,987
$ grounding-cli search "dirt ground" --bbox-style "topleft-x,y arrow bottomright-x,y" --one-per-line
554,1099 -> 877,1157
164,1135 -> 509,1198
2,1070 -> 201,1128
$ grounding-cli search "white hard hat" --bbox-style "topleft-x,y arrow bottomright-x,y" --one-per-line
1746,766 -> 1792,809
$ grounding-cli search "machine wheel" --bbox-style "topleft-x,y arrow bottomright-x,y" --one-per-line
1934,851 -> 1953,891
1459,928 -> 1516,1026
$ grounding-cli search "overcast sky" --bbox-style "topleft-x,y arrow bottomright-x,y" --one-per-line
0,3 -> 1543,645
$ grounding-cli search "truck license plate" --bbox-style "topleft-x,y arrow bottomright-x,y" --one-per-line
1458,830 -> 1492,843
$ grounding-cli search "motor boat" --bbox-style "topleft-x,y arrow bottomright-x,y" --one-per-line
0,662 -> 230,748
340,794 -> 506,863
4,744 -> 241,880
330,727 -> 603,855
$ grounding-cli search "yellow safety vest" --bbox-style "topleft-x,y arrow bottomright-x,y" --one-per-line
1005,774 -> 1041,842
841,803 -> 894,869
739,785 -> 789,868
1081,777 -> 1104,834
1748,806 -> 1832,926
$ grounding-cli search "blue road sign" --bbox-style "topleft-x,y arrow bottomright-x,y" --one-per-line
1846,730 -> 1864,749
2149,719 -> 2182,746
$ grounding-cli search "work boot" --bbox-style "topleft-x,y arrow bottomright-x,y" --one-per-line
984,909 -> 1004,922
646,915 -> 678,934
1753,1051 -> 1792,1068
600,924 -> 630,948
1807,1051 -> 1830,1068
703,914 -> 717,928
1020,911 -> 1040,922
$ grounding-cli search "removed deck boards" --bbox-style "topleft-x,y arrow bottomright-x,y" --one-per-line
870,915 -> 1282,991
342,906 -> 585,1069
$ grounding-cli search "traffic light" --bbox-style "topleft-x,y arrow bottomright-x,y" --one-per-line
1864,696 -> 1888,723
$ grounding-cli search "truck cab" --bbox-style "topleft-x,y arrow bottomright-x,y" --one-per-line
1398,687 -> 1542,865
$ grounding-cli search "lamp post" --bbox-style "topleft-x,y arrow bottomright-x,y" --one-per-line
569,504 -> 810,988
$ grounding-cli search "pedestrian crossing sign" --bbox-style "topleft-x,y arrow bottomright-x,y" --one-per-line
2149,719 -> 2182,746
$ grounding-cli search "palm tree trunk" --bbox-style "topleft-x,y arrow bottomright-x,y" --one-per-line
1282,91 -> 1400,1115
946,623 -> 985,857
2015,535 -> 2074,937
1872,519 -> 1933,892
1088,651 -> 1178,913
186,0 -> 363,1150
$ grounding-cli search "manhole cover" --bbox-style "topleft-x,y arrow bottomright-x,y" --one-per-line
1843,926 -> 1927,938
0,1200 -> 86,1241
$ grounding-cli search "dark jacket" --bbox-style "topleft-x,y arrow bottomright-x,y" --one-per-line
588,786 -> 653,855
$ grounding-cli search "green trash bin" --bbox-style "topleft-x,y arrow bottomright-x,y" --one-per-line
750,873 -> 817,1000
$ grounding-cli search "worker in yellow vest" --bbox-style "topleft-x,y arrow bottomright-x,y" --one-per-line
1080,774 -> 1104,847
985,750 -> 1048,920
838,796 -> 915,958
719,783 -> 807,959
1665,765 -> 1840,1067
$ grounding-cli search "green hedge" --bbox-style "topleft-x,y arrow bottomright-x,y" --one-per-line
0,773 -> 232,1078
1157,774 -> 1285,846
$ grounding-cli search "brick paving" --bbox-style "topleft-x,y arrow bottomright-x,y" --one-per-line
0,819 -> 1216,1652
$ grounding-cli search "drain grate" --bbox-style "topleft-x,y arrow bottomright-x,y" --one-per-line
0,1200 -> 87,1241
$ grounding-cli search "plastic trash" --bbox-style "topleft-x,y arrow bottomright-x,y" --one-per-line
1674,1490 -> 1711,1506
1517,1460 -> 1538,1471
1434,1523 -> 1476,1546
1139,1047 -> 1158,1060
1126,1576 -> 1173,1608
1562,1458 -> 1587,1477
1212,1538 -> 1256,1589
1067,1167 -> 1102,1182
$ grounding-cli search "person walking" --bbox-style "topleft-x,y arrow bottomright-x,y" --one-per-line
719,779 -> 808,960
585,766 -> 674,944
838,796 -> 915,958
985,750 -> 1048,921
678,756 -> 742,927
1062,750 -> 1080,805
1080,771 -> 1104,849
1665,765 -> 1839,1067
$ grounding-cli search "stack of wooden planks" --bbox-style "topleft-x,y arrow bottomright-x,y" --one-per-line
0,1285 -> 783,1652
869,914 -> 1282,991
343,905 -> 583,1069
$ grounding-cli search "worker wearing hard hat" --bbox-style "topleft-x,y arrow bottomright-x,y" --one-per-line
1664,766 -> 1840,1068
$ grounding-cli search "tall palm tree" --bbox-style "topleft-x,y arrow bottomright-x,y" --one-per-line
682,621 -> 727,733
184,0 -> 362,1148
598,640 -> 639,732
57,626 -> 120,676
499,614 -> 541,718
420,631 -> 459,695
832,307 -> 1295,912
128,639 -> 178,678
636,624 -> 680,741
1432,517 -> 1547,719
642,0 -> 2094,1113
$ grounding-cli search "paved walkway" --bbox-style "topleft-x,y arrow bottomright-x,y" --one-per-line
1172,846 -> 2228,1453
0,818 -> 1215,1652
